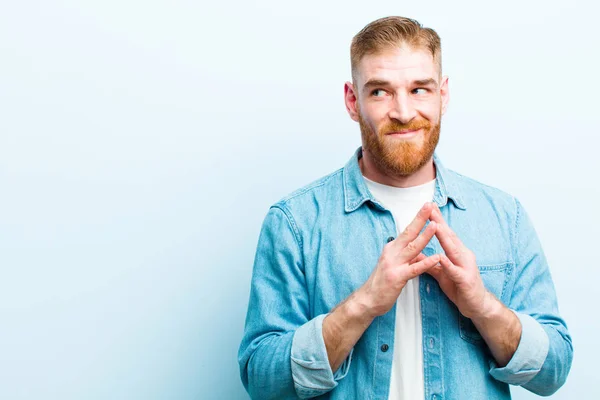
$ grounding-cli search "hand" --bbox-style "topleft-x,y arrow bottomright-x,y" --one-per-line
427,204 -> 493,319
357,202 -> 441,318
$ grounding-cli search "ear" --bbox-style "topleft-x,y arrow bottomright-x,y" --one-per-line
344,81 -> 360,122
440,75 -> 450,115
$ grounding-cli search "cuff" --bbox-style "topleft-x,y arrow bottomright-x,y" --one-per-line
489,311 -> 549,385
291,314 -> 354,399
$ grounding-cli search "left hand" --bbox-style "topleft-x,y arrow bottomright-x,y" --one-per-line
425,204 -> 493,319
412,205 -> 521,367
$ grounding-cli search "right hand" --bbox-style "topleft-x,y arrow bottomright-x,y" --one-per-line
357,202 -> 440,318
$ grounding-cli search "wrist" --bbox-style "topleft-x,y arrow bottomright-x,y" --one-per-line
346,288 -> 377,324
472,291 -> 503,323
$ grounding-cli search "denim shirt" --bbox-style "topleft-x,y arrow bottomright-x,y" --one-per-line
238,148 -> 573,400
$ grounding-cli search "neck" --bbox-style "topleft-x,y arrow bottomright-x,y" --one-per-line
359,148 -> 436,188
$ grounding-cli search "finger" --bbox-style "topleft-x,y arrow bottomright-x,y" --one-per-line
439,254 -> 463,281
427,263 -> 442,280
395,202 -> 434,246
409,253 -> 427,264
427,263 -> 451,286
431,205 -> 467,249
430,213 -> 463,263
403,253 -> 441,280
401,221 -> 437,261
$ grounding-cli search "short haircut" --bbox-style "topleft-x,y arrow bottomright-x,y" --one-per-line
350,16 -> 442,83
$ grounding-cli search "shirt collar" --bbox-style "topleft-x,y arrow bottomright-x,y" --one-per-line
342,147 -> 467,213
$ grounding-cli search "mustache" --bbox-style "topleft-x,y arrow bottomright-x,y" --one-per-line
380,119 -> 431,135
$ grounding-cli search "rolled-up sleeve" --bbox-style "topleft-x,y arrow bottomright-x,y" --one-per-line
489,312 -> 549,383
291,314 -> 353,398
489,198 -> 573,396
238,205 -> 352,400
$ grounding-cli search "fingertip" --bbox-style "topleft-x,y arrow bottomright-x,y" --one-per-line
428,264 -> 441,278
424,222 -> 436,236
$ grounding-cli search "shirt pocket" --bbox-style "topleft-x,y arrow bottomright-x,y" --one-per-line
458,261 -> 513,345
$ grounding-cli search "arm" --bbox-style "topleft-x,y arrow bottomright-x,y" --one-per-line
428,201 -> 573,396
427,202 -> 523,368
487,199 -> 573,395
238,206 -> 328,400
471,292 -> 521,367
239,203 -> 441,399
322,292 -> 374,374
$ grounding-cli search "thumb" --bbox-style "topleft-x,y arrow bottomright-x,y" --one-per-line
439,254 -> 463,281
427,263 -> 444,281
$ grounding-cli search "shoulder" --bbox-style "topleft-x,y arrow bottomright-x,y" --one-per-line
446,168 -> 519,216
272,168 -> 344,211
258,168 -> 345,248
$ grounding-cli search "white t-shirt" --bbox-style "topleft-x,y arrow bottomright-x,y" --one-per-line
364,176 -> 436,400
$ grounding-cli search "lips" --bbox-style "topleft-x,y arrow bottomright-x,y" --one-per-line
387,129 -> 420,135
385,128 -> 422,136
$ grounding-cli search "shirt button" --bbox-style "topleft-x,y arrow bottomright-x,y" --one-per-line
426,283 -> 431,294
432,395 -> 440,400
386,236 -> 395,243
429,338 -> 435,348
381,344 -> 389,352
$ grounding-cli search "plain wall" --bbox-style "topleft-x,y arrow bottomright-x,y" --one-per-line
1,0 -> 597,398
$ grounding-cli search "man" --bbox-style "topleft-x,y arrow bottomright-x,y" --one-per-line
238,16 -> 572,400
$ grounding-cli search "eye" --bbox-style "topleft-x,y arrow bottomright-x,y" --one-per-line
371,89 -> 387,97
412,88 -> 429,95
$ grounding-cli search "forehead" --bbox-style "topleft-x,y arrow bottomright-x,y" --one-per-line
356,46 -> 438,86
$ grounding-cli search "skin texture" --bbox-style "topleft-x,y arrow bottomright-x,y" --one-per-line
322,45 -> 521,374
347,45 -> 448,187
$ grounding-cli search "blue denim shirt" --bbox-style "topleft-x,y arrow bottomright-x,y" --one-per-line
238,148 -> 573,400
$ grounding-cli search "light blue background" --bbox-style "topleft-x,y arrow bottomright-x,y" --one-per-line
1,1 -> 597,399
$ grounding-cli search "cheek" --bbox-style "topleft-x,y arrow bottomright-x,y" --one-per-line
417,101 -> 441,123
361,103 -> 389,128
360,116 -> 377,133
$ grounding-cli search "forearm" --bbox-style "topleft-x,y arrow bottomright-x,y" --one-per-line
242,313 -> 360,400
483,198 -> 572,394
472,292 -> 522,367
323,289 -> 375,372
473,292 -> 572,396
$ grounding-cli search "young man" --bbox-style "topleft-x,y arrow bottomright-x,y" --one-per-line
238,16 -> 572,399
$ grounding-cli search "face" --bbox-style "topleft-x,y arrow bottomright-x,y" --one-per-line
345,45 -> 449,176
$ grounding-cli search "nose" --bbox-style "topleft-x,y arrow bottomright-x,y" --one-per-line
388,93 -> 417,124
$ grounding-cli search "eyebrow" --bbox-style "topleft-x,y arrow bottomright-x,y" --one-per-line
363,79 -> 392,92
413,78 -> 438,88
362,78 -> 439,92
